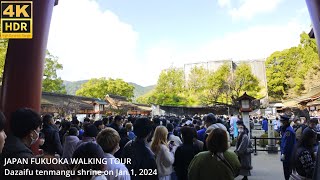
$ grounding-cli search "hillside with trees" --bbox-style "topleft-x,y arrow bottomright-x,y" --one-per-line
137,63 -> 262,106
266,32 -> 320,100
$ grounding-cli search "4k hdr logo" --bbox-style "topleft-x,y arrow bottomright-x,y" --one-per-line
0,1 -> 33,39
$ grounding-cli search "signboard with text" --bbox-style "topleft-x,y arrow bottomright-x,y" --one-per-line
0,1 -> 33,39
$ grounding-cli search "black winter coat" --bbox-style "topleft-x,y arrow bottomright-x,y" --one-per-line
41,124 -> 63,156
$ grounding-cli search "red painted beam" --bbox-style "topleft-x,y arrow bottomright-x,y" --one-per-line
0,0 -> 56,132
306,0 -> 320,54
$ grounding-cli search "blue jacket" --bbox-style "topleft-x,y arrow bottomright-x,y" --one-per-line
262,119 -> 268,132
280,126 -> 296,162
197,128 -> 206,142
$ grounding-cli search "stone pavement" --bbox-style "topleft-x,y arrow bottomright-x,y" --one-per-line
231,148 -> 284,180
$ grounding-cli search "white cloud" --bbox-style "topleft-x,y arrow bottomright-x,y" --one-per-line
47,0 -> 139,83
173,20 -> 309,63
218,0 -> 231,8
47,0 -> 310,87
229,0 -> 283,20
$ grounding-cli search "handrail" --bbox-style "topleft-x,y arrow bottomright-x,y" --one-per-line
252,137 -> 281,155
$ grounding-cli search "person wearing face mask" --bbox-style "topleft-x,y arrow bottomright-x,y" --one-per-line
97,127 -> 130,180
234,121 -> 252,180
0,108 -> 42,174
280,114 -> 296,180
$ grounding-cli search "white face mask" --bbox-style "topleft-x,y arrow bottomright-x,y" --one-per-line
31,130 -> 39,145
238,129 -> 244,133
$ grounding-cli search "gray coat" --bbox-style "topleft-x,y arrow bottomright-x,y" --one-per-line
235,134 -> 252,176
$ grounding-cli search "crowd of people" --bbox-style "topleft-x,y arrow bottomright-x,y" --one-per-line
0,108 -> 319,180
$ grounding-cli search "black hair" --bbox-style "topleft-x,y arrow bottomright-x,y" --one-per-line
206,113 -> 217,124
166,123 -> 174,132
71,142 -> 105,179
114,115 -> 123,122
94,120 -> 103,127
0,112 -> 6,131
102,117 -> 108,125
118,128 -> 128,137
83,117 -> 90,123
180,126 -> 194,144
84,124 -> 98,138
42,114 -> 53,126
11,108 -> 42,138
68,127 -> 78,136
134,117 -> 153,138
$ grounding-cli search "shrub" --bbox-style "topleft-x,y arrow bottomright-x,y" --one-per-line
259,133 -> 268,147
231,138 -> 237,146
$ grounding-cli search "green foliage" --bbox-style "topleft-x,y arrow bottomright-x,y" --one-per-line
137,68 -> 189,106
259,133 -> 268,147
202,63 -> 231,105
64,80 -> 155,101
64,80 -> 88,95
266,32 -> 320,100
0,42 -> 66,93
230,63 -> 261,105
76,78 -> 134,101
187,66 -> 208,92
138,63 -> 262,106
231,138 -> 237,147
0,39 -> 8,79
42,51 -> 67,94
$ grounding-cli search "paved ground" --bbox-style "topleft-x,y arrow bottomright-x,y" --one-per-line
231,147 -> 284,180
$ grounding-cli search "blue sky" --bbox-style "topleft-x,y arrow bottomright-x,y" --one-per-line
47,0 -> 311,86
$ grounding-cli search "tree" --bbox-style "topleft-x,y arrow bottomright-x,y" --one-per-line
76,78 -> 134,101
153,68 -> 187,105
42,51 -> 67,94
202,63 -> 231,105
229,63 -> 261,105
0,39 -> 8,80
266,32 -> 320,100
139,68 -> 189,106
187,66 -> 208,92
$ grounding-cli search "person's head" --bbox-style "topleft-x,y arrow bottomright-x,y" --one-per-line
205,113 -> 217,127
280,115 -> 290,127
114,115 -> 124,127
125,122 -> 133,132
299,128 -> 317,149
166,123 -> 174,133
308,118 -> 318,129
42,114 -> 54,126
206,128 -> 228,154
102,117 -> 109,126
0,112 -> 7,153
71,142 -> 105,178
84,124 -> 98,138
96,127 -> 120,155
118,128 -> 128,137
71,116 -> 79,126
11,108 -> 42,147
94,120 -> 104,130
133,117 -> 153,139
151,126 -> 168,153
236,121 -> 246,134
191,128 -> 198,140
180,126 -> 194,144
68,127 -> 79,136
61,120 -> 71,131
83,117 -> 90,123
